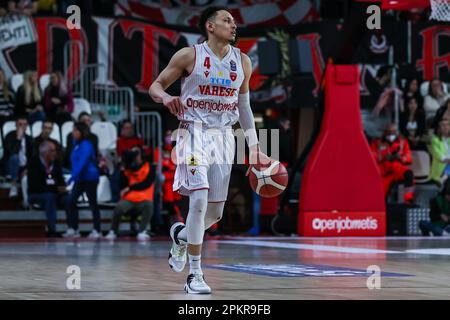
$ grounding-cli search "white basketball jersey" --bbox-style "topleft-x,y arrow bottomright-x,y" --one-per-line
179,42 -> 245,128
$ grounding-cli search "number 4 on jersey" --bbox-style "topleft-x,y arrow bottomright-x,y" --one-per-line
203,57 -> 211,69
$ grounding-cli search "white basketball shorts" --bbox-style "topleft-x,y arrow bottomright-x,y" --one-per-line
173,121 -> 235,202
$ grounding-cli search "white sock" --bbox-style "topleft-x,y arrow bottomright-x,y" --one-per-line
188,254 -> 202,275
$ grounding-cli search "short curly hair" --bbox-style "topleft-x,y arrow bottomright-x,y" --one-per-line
198,6 -> 231,37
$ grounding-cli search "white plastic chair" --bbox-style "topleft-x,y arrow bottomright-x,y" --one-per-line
1,121 -> 16,138
31,121 -> 61,143
411,150 -> 431,184
21,175 -> 28,208
0,133 -> 3,160
2,121 -> 31,138
60,121 -> 74,148
420,81 -> 449,97
10,74 -> 24,92
97,175 -> 112,203
72,98 -> 91,121
91,121 -> 117,151
39,74 -> 50,92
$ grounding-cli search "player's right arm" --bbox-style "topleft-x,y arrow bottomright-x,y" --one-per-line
149,47 -> 195,116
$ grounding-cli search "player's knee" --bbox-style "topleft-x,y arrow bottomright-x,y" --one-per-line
190,196 -> 208,215
210,203 -> 224,221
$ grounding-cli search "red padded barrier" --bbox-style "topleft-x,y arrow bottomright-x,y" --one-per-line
298,64 -> 386,236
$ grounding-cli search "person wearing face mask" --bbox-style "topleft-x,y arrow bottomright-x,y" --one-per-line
371,123 -> 414,203
430,119 -> 450,185
105,145 -> 155,241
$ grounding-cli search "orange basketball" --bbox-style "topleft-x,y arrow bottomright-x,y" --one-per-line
248,160 -> 289,198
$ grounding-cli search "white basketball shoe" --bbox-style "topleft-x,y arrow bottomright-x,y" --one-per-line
184,273 -> 212,294
168,222 -> 187,272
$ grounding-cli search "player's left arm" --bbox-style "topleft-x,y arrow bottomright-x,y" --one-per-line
239,53 -> 271,170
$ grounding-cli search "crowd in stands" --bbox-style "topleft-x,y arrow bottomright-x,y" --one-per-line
0,67 -> 185,239
369,73 -> 450,236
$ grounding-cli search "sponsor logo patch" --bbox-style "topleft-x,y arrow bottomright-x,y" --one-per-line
199,85 -> 237,97
187,154 -> 199,166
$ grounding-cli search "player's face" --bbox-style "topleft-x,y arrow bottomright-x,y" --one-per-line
210,10 -> 237,43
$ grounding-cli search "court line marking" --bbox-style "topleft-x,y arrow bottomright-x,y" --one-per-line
404,248 -> 450,255
212,240 -> 403,254
228,236 -> 450,241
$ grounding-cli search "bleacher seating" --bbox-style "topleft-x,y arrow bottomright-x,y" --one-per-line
10,74 -> 24,92
420,81 -> 449,97
2,121 -> 32,138
60,121 -> 74,148
97,175 -> 112,203
91,121 -> 117,151
39,74 -> 50,92
31,121 -> 61,143
72,98 -> 92,120
411,150 -> 431,184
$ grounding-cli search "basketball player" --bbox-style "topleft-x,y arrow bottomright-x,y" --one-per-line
149,6 -> 270,294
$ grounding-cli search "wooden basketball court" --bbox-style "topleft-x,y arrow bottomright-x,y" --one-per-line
0,236 -> 449,299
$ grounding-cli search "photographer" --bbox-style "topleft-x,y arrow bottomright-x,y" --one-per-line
371,123 -> 415,203
105,146 -> 155,241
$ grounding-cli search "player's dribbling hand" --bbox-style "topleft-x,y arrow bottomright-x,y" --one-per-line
162,95 -> 184,116
246,147 -> 272,176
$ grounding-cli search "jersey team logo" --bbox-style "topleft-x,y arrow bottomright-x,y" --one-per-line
204,71 -> 210,78
230,60 -> 237,71
187,154 -> 199,166
230,72 -> 237,81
